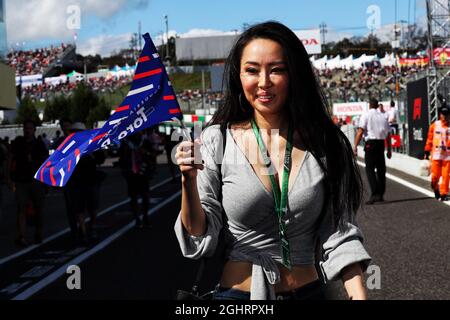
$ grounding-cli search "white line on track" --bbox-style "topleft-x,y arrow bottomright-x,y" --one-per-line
0,175 -> 179,266
8,163 -> 448,299
12,190 -> 181,300
357,161 -> 450,207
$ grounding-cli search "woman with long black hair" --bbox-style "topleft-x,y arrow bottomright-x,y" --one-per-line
174,21 -> 371,300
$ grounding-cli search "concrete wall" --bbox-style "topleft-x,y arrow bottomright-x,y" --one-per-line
356,146 -> 430,181
0,124 -> 59,141
0,63 -> 16,110
176,35 -> 238,61
345,125 -> 429,180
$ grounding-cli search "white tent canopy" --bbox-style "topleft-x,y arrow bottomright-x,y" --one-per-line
327,56 -> 341,69
380,53 -> 397,67
350,54 -> 375,68
311,55 -> 328,70
311,53 -> 392,70
340,55 -> 354,69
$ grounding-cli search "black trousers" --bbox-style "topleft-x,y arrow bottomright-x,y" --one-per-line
364,140 -> 386,198
63,188 -> 77,236
213,279 -> 325,300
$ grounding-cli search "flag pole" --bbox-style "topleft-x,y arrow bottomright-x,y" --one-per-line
177,118 -> 207,168
178,118 -> 192,142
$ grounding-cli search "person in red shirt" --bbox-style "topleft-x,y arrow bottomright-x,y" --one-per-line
424,106 -> 450,202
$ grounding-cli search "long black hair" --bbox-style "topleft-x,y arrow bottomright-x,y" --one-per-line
210,21 -> 363,230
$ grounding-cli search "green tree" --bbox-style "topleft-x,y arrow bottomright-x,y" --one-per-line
16,96 -> 41,125
323,35 -> 392,57
86,97 -> 111,128
55,95 -> 71,121
43,83 -> 117,127
43,99 -> 56,122
70,82 -> 99,125
44,94 -> 72,122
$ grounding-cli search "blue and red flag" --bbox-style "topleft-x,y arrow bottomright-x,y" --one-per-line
35,33 -> 182,187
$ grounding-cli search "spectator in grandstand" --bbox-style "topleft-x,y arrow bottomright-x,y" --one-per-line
354,98 -> 392,205
7,44 -> 68,76
64,122 -> 106,244
19,75 -> 132,101
174,21 -> 371,301
315,64 -> 419,104
10,119 -> 49,247
424,106 -> 450,202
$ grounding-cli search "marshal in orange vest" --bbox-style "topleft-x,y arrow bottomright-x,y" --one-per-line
425,107 -> 450,201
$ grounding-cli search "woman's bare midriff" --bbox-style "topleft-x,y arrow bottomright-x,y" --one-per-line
220,260 -> 319,293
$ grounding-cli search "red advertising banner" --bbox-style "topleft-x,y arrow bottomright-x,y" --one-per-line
433,48 -> 450,66
391,135 -> 401,148
384,135 -> 401,148
399,57 -> 429,67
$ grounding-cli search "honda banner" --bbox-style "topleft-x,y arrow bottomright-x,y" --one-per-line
294,29 -> 322,55
332,102 -> 368,117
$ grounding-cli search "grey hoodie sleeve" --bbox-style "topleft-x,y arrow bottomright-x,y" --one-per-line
318,204 -> 372,282
174,126 -> 224,259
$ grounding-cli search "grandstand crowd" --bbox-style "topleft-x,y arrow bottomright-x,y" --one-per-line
21,76 -> 132,101
7,44 -> 69,76
179,89 -> 225,103
317,64 -> 426,103
6,43 -> 427,107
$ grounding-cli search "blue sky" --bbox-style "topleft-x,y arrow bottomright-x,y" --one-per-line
113,0 -> 424,37
4,0 -> 426,56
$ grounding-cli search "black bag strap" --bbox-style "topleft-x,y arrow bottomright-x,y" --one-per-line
189,123 -> 228,296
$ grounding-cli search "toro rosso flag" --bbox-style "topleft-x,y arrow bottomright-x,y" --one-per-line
35,33 -> 182,187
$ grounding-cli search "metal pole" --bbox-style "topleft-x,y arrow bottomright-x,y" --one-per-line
319,22 -> 327,51
138,21 -> 142,51
395,0 -> 398,41
201,70 -> 205,109
426,0 -> 438,124
408,0 -> 411,48
414,0 -> 417,27
179,119 -> 192,142
161,31 -> 165,59
427,0 -> 435,69
165,15 -> 169,61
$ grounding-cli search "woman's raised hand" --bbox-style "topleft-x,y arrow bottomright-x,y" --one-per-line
175,138 -> 204,180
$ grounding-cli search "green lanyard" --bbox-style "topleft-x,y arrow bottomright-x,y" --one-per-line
251,118 -> 293,270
